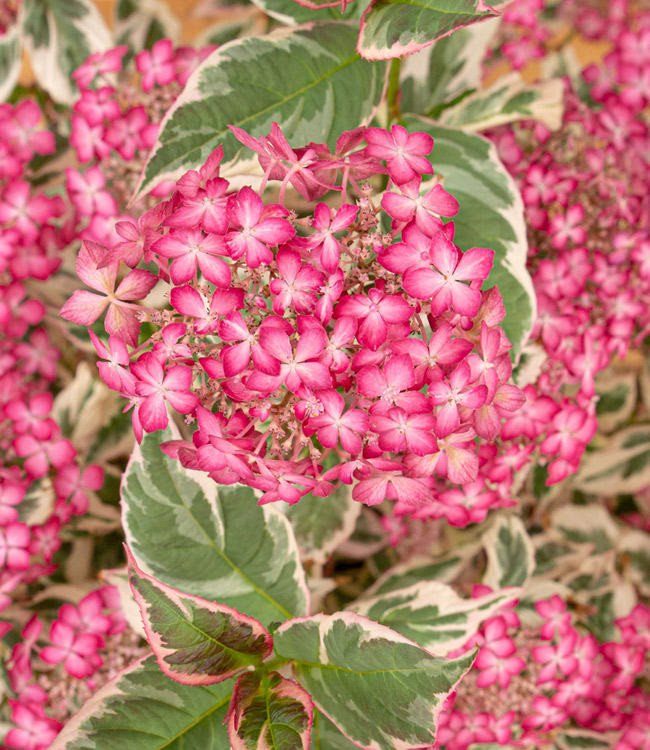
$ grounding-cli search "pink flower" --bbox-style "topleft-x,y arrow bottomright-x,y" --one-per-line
0,523 -> 30,571
305,389 -> 368,454
247,327 -> 332,394
53,463 -> 104,516
226,186 -> 295,268
89,329 -> 134,394
306,203 -> 359,272
40,621 -> 103,679
136,39 -> 176,91
370,406 -> 437,455
165,177 -> 229,234
104,106 -> 149,161
381,178 -> 459,233
364,125 -> 434,185
270,248 -> 324,315
429,360 -> 488,438
131,353 -> 199,433
60,241 -> 158,346
72,45 -> 128,88
6,702 -> 61,750
535,595 -> 572,640
532,628 -> 579,683
153,228 -> 230,287
403,234 -> 494,317
171,285 -> 244,335
65,166 -> 117,218
336,288 -> 412,351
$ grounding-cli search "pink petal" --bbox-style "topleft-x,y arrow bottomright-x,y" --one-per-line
60,290 -> 108,325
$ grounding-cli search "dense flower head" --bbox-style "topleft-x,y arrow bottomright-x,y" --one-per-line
61,120 -> 526,515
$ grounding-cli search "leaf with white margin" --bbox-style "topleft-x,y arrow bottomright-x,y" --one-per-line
273,612 -> 476,750
133,22 -> 387,199
358,0 -> 503,61
115,0 -> 182,50
0,25 -> 21,102
48,655 -> 232,750
594,370 -> 637,434
127,548 -> 272,686
285,483 -> 360,565
402,116 -> 535,357
400,17 -> 500,116
100,567 -> 145,638
619,529 -> 650,597
438,73 -> 564,132
482,514 -> 534,590
549,504 -> 618,554
349,582 -> 519,655
554,730 -> 618,750
362,552 -> 475,598
228,672 -> 313,750
250,0 -> 370,25
309,710 -> 361,749
19,0 -> 113,104
574,426 -> 650,495
122,427 -> 309,626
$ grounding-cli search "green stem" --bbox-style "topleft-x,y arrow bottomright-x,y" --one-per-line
386,57 -> 403,125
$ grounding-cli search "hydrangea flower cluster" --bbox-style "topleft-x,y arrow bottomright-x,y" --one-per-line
68,40 -> 215,248
486,0 -> 650,485
436,596 -> 650,749
61,122 -> 526,516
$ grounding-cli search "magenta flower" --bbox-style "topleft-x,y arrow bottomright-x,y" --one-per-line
226,186 -> 295,268
6,702 -> 61,750
535,595 -> 572,640
53,463 -> 104,516
40,621 -> 103,679
13,432 -> 76,479
165,177 -> 229,234
305,389 -> 368,454
370,406 -> 437,455
65,166 -> 117,218
72,45 -> 128,88
0,523 -> 30,571
60,241 -> 158,346
306,202 -> 359,272
131,353 -> 199,433
247,327 -> 332,393
153,228 -> 230,287
364,125 -> 434,185
136,39 -> 176,91
270,248 -> 324,315
533,628 -> 579,683
0,179 -> 64,241
104,106 -> 149,161
381,177 -> 459,234
336,288 -> 412,351
89,329 -> 134,393
429,360 -> 488,437
70,114 -> 110,163
403,233 -> 494,317
170,285 -> 244,336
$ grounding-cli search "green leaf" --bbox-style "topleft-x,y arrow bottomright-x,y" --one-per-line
115,0 -> 181,50
400,18 -> 500,116
402,116 -> 535,357
358,0 -> 498,61
285,483 -> 360,565
549,505 -> 618,554
228,672 -> 313,750
0,25 -> 21,102
20,0 -> 113,104
127,548 -> 272,686
350,582 -> 519,654
309,710 -> 360,749
250,0 -> 370,25
273,612 -> 475,750
135,21 -> 387,198
49,655 -> 232,750
362,555 -> 468,597
575,425 -> 650,495
482,514 -> 535,589
619,529 -> 650,597
121,428 -> 309,626
438,73 -> 564,132
594,370 -> 636,433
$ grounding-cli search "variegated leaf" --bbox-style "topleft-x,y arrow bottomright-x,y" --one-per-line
309,710 -> 361,749
49,655 -> 232,750
400,18 -> 500,116
554,730 -> 619,750
285,483 -> 360,565
574,425 -> 650,495
358,0 -> 501,61
0,24 -> 21,101
349,581 -> 519,654
134,22 -> 387,198
363,552 -> 474,598
127,549 -> 272,685
250,0 -> 370,25
618,530 -> 650,596
594,370 -> 637,433
438,73 -> 564,132
273,612 -> 475,750
18,477 -> 55,525
482,514 -> 535,590
549,505 -> 618,553
228,672 -> 313,750
115,0 -> 181,49
19,0 -> 113,104
122,428 -> 309,626
403,116 -> 535,357
100,567 -> 145,638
